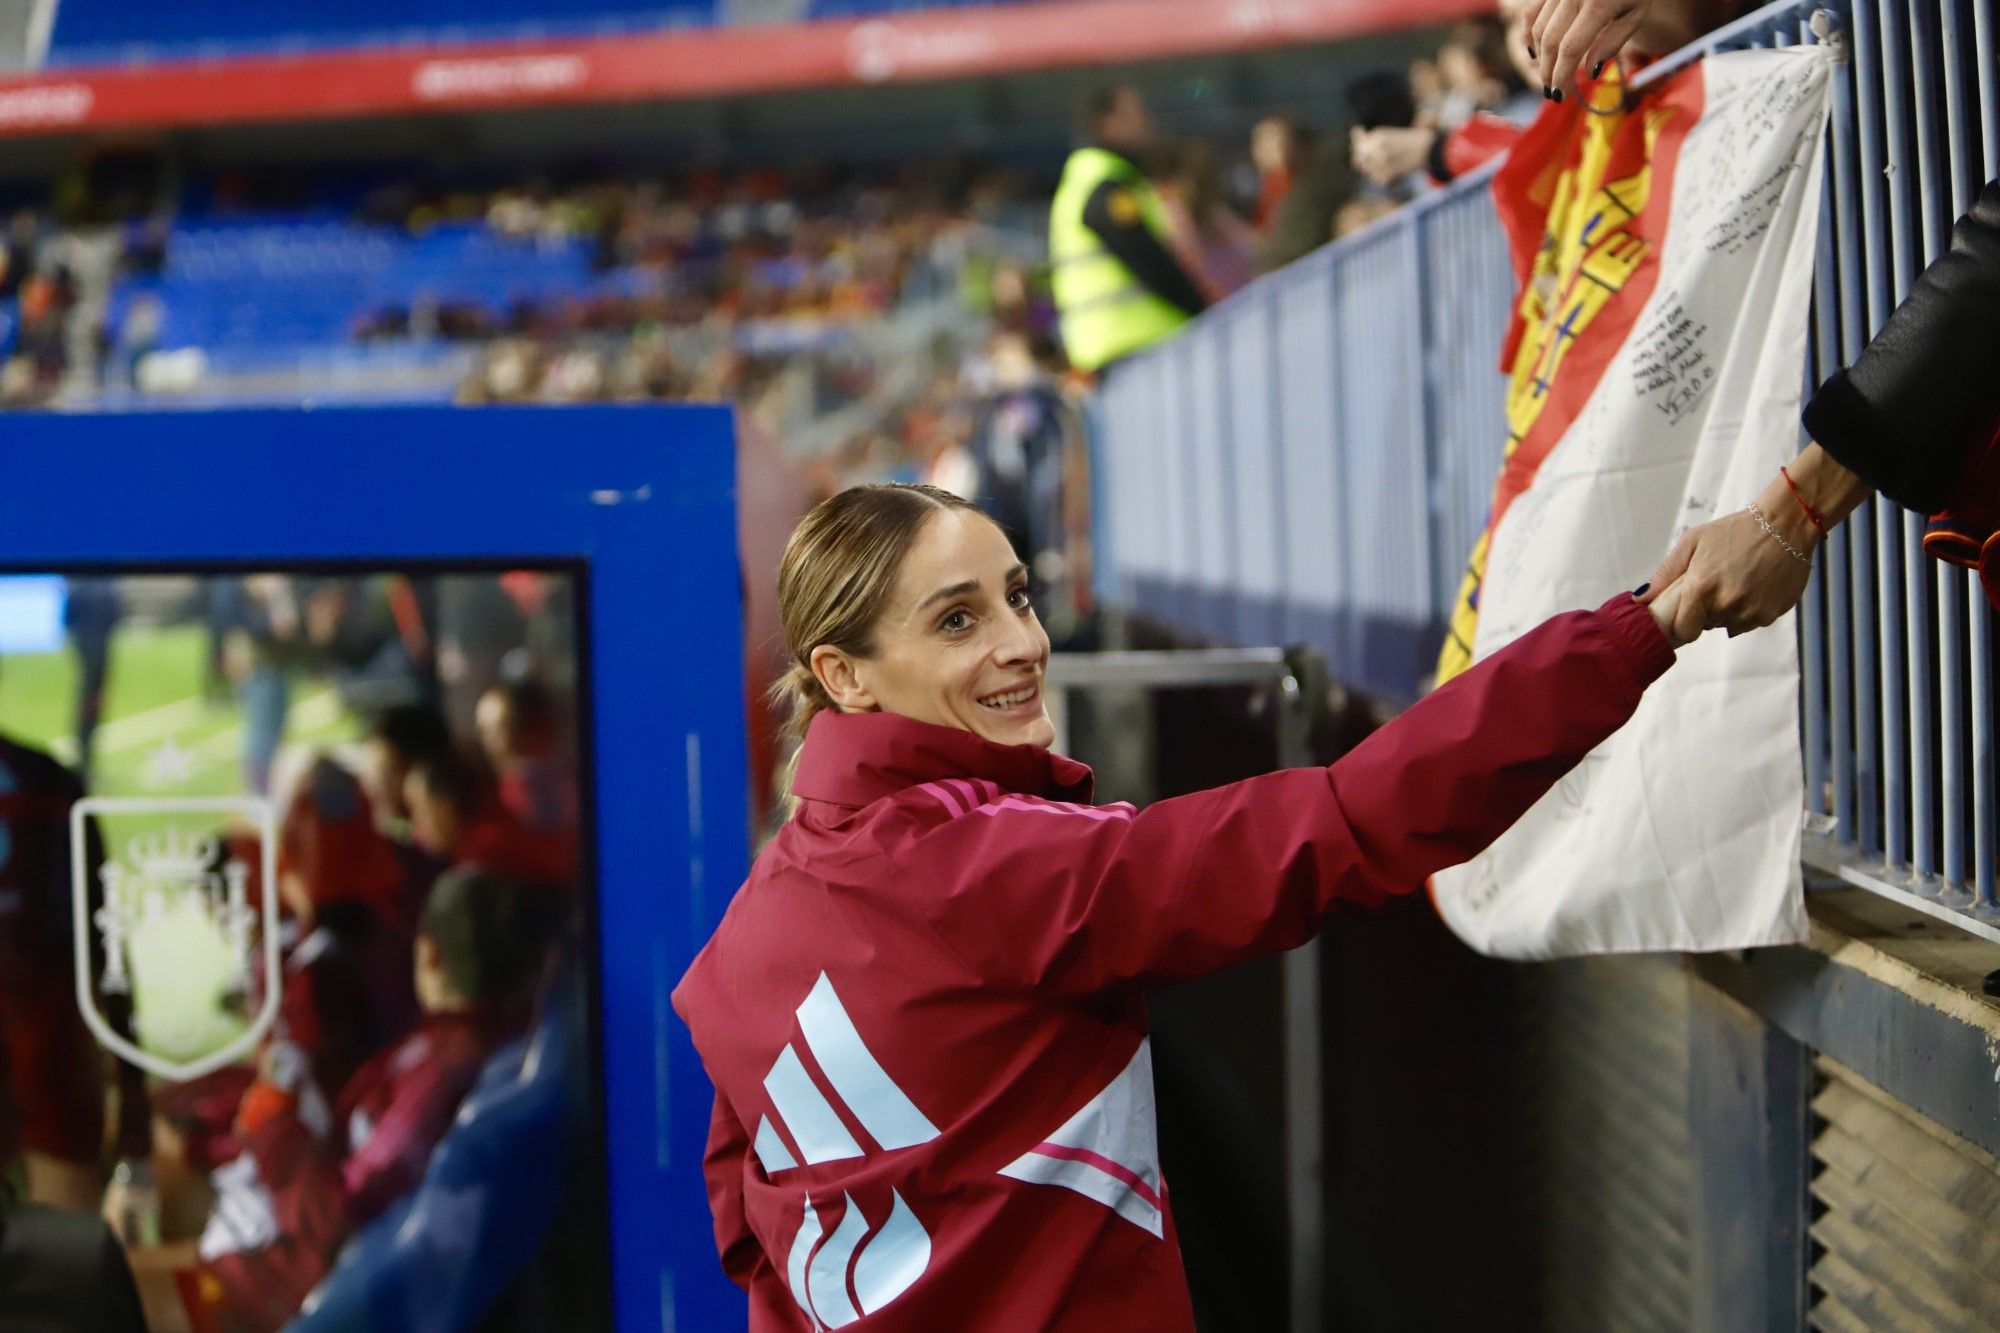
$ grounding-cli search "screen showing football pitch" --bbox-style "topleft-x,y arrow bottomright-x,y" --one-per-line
0,566 -> 610,1333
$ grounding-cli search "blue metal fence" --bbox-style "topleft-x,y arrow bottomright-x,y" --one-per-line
1095,0 -> 2000,936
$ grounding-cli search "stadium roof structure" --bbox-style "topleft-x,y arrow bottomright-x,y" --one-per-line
0,0 -> 1482,138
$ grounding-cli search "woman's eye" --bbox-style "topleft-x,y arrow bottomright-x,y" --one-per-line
1008,587 -> 1032,610
941,610 -> 971,632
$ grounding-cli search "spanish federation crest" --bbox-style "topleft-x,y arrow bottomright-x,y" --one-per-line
70,796 -> 280,1083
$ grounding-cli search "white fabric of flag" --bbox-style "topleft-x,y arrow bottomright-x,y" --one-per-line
1435,48 -> 1834,959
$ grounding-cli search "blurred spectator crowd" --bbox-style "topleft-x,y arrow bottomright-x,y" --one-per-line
0,12 -> 1542,660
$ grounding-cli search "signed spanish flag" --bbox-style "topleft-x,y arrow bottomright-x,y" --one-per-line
1433,49 -> 1832,958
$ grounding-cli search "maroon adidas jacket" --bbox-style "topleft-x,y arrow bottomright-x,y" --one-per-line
673,595 -> 1675,1331
195,1013 -> 499,1331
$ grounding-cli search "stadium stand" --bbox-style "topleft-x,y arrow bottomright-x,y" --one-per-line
0,162 -> 1044,451
39,0 -> 1032,68
1,0 -> 1998,1329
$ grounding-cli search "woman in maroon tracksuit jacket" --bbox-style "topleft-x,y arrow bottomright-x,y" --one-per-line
673,484 -> 1694,1331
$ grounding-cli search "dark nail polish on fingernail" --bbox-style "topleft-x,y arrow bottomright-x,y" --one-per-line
1634,583 -> 1651,596
1553,89 -> 1565,103
1593,60 -> 1606,78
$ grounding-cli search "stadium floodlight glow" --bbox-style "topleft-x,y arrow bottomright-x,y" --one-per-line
70,795 -> 282,1083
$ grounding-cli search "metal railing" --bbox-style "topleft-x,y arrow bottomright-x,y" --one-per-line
1094,0 -> 2000,938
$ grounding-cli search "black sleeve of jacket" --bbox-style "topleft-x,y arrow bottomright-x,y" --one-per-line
1080,179 -> 1210,318
1803,176 -> 2000,513
1427,128 -> 1454,185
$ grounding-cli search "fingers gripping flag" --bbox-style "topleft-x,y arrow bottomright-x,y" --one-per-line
1434,49 -> 1833,958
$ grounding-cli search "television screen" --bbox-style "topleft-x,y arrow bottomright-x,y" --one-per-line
0,566 -> 611,1333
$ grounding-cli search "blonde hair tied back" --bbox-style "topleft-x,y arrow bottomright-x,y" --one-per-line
770,483 -> 981,743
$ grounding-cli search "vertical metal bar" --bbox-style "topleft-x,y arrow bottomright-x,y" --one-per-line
1804,82 -> 1843,819
1856,2 -> 1905,867
1407,213 -> 1437,672
1974,590 -> 1997,907
1835,4 -> 1881,852
1280,931 -> 1322,1333
1802,0 -> 1837,822
1216,324 -> 1242,645
1266,297 -> 1291,647
1900,0 -> 1955,879
1942,568 -> 1969,890
1976,0 -> 2000,913
1273,666 -> 1321,1333
1979,0 -> 2000,182
1910,1 -> 1952,252
1325,256 -> 1356,682
1878,0 -> 1927,874
1828,521 -> 1856,838
1943,0 -> 1981,216
1938,0 -> 1978,891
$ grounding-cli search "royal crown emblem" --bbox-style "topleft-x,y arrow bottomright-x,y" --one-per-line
71,796 -> 279,1083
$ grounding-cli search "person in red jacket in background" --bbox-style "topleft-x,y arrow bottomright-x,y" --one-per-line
168,866 -> 557,1333
0,711 -> 151,1214
473,678 -> 580,846
154,758 -> 418,1179
672,483 -> 1698,1331
404,749 -> 577,890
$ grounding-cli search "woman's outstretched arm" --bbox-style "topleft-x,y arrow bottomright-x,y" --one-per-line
906,593 -> 1682,997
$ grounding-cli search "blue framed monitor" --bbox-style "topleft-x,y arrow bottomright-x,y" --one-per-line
0,404 -> 748,1331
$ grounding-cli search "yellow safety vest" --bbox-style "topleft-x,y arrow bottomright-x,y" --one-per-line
1048,147 -> 1191,373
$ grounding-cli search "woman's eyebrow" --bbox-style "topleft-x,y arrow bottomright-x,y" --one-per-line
914,566 -> 1028,615
916,580 -> 980,613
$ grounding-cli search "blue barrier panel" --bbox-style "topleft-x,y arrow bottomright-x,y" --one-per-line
1416,186 -> 1509,634
1224,301 -> 1288,648
1156,345 -> 1198,630
1331,225 -> 1432,695
1187,327 -> 1237,643
0,403 -> 749,1331
1272,254 -> 1348,663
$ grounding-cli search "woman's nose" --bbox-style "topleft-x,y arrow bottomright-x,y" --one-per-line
994,612 -> 1043,666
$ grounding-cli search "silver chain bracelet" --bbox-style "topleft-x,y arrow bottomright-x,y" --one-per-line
1746,504 -> 1814,567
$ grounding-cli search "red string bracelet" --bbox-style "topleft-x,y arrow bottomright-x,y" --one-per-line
1780,465 -> 1830,540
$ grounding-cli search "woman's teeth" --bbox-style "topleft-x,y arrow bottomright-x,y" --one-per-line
979,684 -> 1038,709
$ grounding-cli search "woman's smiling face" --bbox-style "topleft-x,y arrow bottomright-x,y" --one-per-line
812,507 -> 1054,748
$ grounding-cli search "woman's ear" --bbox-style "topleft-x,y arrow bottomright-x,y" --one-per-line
811,644 -> 878,714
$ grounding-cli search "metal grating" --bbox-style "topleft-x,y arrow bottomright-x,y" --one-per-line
1810,1058 -> 2000,1330
1526,955 -> 1694,1331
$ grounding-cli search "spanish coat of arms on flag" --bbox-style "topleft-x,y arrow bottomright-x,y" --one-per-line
1432,47 -> 1834,958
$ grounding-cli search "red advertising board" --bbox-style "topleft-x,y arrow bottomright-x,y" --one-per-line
0,0 -> 1480,137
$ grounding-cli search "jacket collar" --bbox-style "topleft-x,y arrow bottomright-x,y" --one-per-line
791,710 -> 1095,810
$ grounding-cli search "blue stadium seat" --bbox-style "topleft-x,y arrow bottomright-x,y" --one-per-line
287,969 -> 588,1333
43,0 -> 1027,66
133,216 -> 597,357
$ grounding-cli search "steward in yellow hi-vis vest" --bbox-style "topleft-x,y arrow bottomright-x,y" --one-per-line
1050,86 -> 1208,375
